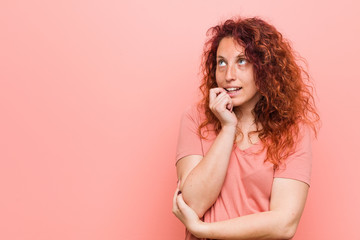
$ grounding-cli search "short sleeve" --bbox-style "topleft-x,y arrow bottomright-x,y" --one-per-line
175,105 -> 204,164
274,125 -> 313,186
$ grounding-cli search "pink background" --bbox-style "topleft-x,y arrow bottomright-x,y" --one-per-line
1,0 -> 359,239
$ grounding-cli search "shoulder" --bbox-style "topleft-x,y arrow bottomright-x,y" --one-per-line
180,103 -> 217,139
274,123 -> 314,186
181,103 -> 206,124
294,123 -> 315,150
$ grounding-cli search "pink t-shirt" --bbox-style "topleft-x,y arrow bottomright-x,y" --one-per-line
175,105 -> 312,240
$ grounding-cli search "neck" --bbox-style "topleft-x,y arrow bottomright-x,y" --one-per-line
234,106 -> 261,145
234,93 -> 261,124
234,94 -> 261,124
234,93 -> 261,131
234,107 -> 255,125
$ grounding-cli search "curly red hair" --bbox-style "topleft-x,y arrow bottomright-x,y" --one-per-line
198,17 -> 320,169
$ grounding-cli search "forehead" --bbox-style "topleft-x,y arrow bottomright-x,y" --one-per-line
217,37 -> 245,56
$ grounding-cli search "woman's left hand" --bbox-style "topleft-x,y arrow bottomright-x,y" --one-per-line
172,184 -> 206,238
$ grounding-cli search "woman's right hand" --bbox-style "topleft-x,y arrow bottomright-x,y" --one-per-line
209,88 -> 238,128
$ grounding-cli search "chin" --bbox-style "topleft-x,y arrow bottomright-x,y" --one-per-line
231,99 -> 243,107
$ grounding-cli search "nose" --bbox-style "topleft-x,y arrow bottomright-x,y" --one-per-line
225,63 -> 236,82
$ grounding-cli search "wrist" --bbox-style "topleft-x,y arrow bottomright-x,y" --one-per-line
221,124 -> 237,134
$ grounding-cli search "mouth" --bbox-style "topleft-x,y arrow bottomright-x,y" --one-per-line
224,87 -> 242,92
224,87 -> 242,98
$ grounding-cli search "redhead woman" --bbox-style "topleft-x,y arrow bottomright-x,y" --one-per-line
172,17 -> 319,240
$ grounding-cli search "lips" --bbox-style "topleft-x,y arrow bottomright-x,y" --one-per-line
224,87 -> 242,92
224,87 -> 242,97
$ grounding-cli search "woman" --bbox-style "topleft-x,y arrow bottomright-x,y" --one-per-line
172,17 -> 319,240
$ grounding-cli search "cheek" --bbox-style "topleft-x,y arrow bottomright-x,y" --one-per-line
244,73 -> 256,87
215,71 -> 221,85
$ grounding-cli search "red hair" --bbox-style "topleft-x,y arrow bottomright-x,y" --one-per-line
198,17 -> 320,169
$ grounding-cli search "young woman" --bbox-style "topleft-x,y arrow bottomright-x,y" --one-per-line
172,17 -> 320,240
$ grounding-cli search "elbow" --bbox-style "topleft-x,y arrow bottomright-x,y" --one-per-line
181,193 -> 208,218
194,206 -> 208,219
274,227 -> 296,240
179,182 -> 213,219
280,226 -> 296,240
186,199 -> 208,219
277,218 -> 299,239
180,187 -> 209,218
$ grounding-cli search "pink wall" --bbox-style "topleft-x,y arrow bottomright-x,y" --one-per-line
1,0 -> 359,239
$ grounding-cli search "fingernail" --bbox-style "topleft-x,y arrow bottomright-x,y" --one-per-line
177,191 -> 182,195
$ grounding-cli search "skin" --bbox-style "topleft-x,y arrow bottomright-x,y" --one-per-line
173,37 -> 309,239
176,37 -> 262,218
173,178 -> 309,239
214,36 -> 262,149
215,37 -> 261,114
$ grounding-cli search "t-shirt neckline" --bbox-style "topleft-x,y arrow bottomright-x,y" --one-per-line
235,140 -> 262,153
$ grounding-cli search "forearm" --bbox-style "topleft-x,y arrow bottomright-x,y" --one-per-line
195,210 -> 296,240
181,126 -> 236,217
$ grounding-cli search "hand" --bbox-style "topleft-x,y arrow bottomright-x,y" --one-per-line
172,183 -> 205,238
209,88 -> 237,128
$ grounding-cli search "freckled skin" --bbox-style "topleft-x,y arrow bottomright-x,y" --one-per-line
215,37 -> 261,113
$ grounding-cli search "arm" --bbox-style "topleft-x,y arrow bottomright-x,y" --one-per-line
177,125 -> 236,218
174,178 -> 309,240
176,88 -> 237,218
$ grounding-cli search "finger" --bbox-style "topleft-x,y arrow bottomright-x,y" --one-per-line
176,193 -> 187,212
226,102 -> 233,112
224,97 -> 233,111
213,93 -> 232,110
210,91 -> 228,108
209,88 -> 226,102
174,194 -> 187,225
176,193 -> 194,217
172,185 -> 181,215
210,87 -> 226,95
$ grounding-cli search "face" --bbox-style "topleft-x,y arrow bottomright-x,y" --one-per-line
215,37 -> 261,111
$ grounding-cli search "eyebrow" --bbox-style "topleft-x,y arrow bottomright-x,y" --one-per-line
217,54 -> 246,59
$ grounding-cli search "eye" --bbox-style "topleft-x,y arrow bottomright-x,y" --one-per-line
238,58 -> 247,65
218,59 -> 226,67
